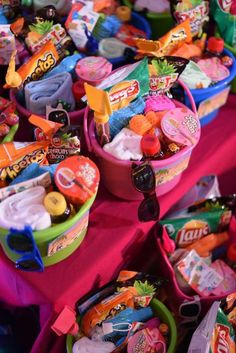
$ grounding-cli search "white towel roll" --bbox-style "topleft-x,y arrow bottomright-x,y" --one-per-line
0,186 -> 51,231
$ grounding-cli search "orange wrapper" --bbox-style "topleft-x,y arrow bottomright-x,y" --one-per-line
158,19 -> 192,55
129,114 -> 152,136
5,41 -> 59,89
135,19 -> 192,58
81,290 -> 134,336
172,43 -> 202,59
0,115 -> 62,181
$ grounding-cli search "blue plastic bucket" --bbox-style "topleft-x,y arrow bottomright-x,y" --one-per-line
109,12 -> 151,68
185,48 -> 236,126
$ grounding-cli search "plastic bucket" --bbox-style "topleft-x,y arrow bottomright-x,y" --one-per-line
122,0 -> 174,39
108,11 -> 151,69
152,223 -> 236,318
0,195 -> 95,267
10,89 -> 86,141
66,298 -> 177,353
185,48 -> 236,126
84,80 -> 200,200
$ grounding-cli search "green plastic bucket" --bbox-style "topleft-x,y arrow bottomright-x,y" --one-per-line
216,31 -> 236,93
66,298 -> 177,353
0,195 -> 95,267
122,0 -> 174,39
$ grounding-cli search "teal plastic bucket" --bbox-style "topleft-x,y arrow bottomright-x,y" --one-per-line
122,0 -> 173,39
66,298 -> 177,353
185,47 -> 236,126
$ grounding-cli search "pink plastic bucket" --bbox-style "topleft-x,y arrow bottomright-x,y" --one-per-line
152,222 -> 236,318
84,80 -> 200,200
10,89 -> 86,141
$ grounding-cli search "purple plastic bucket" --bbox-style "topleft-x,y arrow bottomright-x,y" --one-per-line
84,80 -> 200,200
10,89 -> 86,141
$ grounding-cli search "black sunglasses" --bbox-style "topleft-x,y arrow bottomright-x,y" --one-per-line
131,162 -> 160,222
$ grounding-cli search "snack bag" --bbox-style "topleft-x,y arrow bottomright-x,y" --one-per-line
149,56 -> 189,95
46,125 -> 81,164
135,20 -> 192,58
210,307 -> 236,353
65,3 -> 100,50
171,0 -> 210,38
221,292 -> 236,330
5,41 -> 59,88
160,209 -> 230,247
116,270 -> 165,307
81,290 -> 135,336
34,105 -> 81,164
24,18 -> 74,56
82,58 -> 150,110
211,0 -> 236,48
0,115 -> 62,183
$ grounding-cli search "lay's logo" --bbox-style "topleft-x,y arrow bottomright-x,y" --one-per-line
109,80 -> 140,106
218,0 -> 232,12
176,220 -> 210,246
213,324 -> 232,353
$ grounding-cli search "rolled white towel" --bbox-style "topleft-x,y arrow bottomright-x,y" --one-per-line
72,337 -> 115,353
0,186 -> 51,231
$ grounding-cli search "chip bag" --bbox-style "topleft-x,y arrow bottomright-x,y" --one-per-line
0,115 -> 62,184
160,208 -> 231,247
171,0 -> 210,38
210,307 -> 236,353
211,0 -> 236,48
221,292 -> 236,330
82,58 -> 150,110
4,41 -> 59,89
135,20 -> 192,58
149,56 -> 189,95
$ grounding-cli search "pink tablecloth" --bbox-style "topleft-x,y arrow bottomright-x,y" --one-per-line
0,95 -> 236,353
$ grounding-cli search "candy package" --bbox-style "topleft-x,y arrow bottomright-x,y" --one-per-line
65,3 -> 100,50
135,19 -> 192,58
0,97 -> 19,143
46,125 -> 81,164
116,270 -> 167,307
171,0 -> 210,38
176,249 -> 224,296
220,292 -> 236,330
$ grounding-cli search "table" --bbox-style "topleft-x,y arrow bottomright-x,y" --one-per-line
1,95 -> 236,353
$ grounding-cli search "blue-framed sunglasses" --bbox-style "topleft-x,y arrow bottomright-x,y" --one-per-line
6,226 -> 44,272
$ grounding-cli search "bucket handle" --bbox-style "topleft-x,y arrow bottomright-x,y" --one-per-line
83,79 -> 198,152
83,106 -> 93,153
177,79 -> 197,115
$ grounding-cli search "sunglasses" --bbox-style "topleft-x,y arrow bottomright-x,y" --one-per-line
131,162 -> 160,222
178,296 -> 201,329
6,226 -> 44,272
